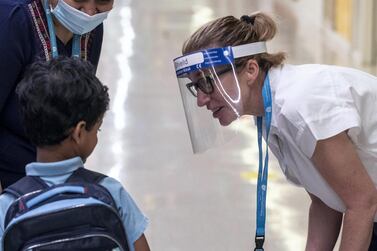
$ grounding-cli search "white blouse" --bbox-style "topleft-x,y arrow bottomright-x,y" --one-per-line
267,64 -> 377,216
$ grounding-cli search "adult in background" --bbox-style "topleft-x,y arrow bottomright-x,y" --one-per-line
0,0 -> 114,188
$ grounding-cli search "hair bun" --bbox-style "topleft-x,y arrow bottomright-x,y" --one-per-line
240,15 -> 255,25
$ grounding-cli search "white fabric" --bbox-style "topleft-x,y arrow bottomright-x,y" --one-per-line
232,41 -> 267,59
267,64 -> 377,215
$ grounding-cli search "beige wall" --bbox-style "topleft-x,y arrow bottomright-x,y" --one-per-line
273,0 -> 376,70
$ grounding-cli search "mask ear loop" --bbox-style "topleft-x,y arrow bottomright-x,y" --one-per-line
209,65 -> 241,118
209,53 -> 242,118
202,50 -> 241,117
211,63 -> 241,104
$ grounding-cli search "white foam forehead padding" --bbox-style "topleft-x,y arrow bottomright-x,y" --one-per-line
232,41 -> 267,59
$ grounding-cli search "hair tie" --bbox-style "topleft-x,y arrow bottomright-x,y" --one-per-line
240,15 -> 255,25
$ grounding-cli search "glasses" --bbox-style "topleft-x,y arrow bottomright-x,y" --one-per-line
186,67 -> 233,97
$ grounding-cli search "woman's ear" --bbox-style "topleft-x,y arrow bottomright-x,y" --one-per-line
244,59 -> 260,86
71,121 -> 87,144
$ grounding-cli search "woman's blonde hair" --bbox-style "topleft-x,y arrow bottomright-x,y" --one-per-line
182,12 -> 285,72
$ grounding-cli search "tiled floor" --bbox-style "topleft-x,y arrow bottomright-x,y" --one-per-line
88,0 -> 375,250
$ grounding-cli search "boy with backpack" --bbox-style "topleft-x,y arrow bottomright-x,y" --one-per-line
0,57 -> 150,251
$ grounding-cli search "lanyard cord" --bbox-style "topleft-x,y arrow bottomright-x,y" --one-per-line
43,0 -> 81,59
255,73 -> 272,251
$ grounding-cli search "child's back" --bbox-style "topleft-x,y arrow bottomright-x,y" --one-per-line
0,57 -> 149,251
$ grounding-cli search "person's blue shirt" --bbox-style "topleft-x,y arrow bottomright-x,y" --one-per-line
0,157 -> 149,251
0,0 -> 104,188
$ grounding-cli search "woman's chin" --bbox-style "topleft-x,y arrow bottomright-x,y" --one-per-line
218,115 -> 237,126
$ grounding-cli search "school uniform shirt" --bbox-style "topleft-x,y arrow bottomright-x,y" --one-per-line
0,0 -> 103,186
0,157 -> 149,251
267,64 -> 377,218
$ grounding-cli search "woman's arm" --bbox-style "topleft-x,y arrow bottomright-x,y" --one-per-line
311,131 -> 377,251
305,192 -> 342,251
0,3 -> 32,113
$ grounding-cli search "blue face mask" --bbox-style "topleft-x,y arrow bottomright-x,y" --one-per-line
51,0 -> 110,35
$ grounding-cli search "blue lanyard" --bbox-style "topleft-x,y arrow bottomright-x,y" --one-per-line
43,0 -> 81,59
255,73 -> 272,251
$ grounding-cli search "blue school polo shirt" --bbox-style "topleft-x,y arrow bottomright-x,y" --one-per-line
0,0 -> 104,185
0,157 -> 149,251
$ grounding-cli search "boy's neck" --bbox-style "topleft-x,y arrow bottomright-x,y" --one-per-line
36,146 -> 76,163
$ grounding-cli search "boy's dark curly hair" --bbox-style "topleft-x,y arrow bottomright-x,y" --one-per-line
16,57 -> 110,147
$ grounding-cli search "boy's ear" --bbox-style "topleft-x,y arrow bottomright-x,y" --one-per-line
244,59 -> 260,86
71,121 -> 87,144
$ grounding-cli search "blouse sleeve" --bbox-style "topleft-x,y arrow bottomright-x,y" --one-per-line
0,2 -> 33,113
281,70 -> 361,158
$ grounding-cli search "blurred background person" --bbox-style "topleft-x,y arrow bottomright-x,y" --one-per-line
0,0 -> 114,188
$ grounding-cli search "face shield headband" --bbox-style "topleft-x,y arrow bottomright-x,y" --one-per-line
174,42 -> 267,78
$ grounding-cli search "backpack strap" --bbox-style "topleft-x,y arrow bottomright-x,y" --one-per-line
67,168 -> 117,209
3,168 -> 109,228
3,168 -> 106,197
3,176 -> 49,227
66,167 -> 107,184
3,176 -> 49,198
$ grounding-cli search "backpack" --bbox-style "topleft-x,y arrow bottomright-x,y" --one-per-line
1,168 -> 130,251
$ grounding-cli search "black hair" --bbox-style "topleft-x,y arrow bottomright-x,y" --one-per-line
16,56 -> 110,147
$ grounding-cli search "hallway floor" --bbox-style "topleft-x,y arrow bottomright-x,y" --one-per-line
89,0 -> 374,250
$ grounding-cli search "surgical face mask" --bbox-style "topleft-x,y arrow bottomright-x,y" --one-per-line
51,0 -> 110,35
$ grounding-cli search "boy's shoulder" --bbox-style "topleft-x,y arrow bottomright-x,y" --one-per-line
0,192 -> 17,230
0,193 -> 16,208
0,192 -> 16,209
69,168 -> 130,202
99,176 -> 129,198
98,176 -> 141,212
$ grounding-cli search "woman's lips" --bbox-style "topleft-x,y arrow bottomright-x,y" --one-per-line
212,107 -> 223,118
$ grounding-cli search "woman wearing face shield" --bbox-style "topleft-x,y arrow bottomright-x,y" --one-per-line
0,0 -> 113,189
174,13 -> 377,251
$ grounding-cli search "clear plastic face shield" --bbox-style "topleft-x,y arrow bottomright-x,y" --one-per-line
173,42 -> 267,153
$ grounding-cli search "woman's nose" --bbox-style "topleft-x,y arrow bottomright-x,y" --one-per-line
197,90 -> 211,107
80,4 -> 98,16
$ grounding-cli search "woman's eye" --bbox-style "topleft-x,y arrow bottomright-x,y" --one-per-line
96,0 -> 112,4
